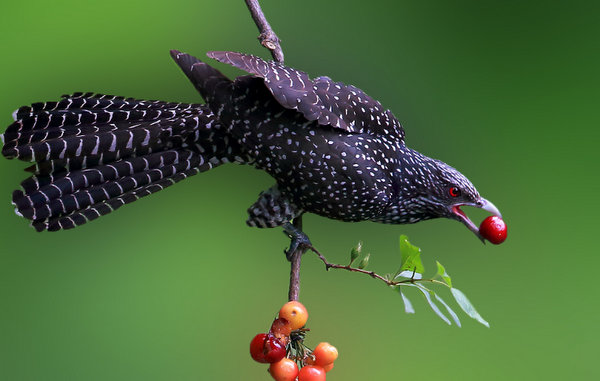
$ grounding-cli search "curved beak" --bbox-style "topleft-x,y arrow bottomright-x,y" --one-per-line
478,198 -> 502,219
449,198 -> 502,243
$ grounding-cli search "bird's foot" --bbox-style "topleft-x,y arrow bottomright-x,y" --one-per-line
283,222 -> 312,261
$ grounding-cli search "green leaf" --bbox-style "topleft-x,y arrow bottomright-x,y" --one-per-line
436,261 -> 453,288
411,284 -> 451,325
399,291 -> 415,314
434,293 -> 461,327
394,270 -> 423,280
451,288 -> 490,328
350,241 -> 362,265
357,253 -> 370,269
397,235 -> 424,277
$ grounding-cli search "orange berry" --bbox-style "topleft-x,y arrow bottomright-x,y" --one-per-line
269,358 -> 299,381
279,301 -> 308,330
298,365 -> 326,381
323,363 -> 334,372
313,342 -> 338,366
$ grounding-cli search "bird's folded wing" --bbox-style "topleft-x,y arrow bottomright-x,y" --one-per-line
206,51 -> 404,141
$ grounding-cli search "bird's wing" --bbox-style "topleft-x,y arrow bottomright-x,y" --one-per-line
206,51 -> 405,141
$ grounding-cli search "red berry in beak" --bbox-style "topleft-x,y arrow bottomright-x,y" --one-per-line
479,216 -> 507,244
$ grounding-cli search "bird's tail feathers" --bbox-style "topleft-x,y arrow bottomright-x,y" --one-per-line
14,148 -> 213,232
170,50 -> 232,114
2,92 -> 233,231
2,92 -> 204,163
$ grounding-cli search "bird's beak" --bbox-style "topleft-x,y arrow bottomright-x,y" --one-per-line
478,198 -> 502,219
449,198 -> 502,243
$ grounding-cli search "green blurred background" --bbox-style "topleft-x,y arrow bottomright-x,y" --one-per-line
0,0 -> 598,379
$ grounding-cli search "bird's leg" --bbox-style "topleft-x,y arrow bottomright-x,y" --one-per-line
282,219 -> 311,261
246,185 -> 308,260
246,186 -> 301,228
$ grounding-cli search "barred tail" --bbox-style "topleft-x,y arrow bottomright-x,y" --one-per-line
2,92 -> 205,162
2,92 -> 234,231
16,149 -> 213,232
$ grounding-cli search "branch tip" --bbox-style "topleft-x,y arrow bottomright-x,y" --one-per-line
245,0 -> 284,63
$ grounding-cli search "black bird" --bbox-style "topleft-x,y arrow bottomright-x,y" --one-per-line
1,50 -> 501,245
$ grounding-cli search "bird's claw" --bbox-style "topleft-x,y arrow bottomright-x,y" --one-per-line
283,222 -> 312,261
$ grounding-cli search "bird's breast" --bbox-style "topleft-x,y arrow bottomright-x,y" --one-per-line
249,127 -> 398,221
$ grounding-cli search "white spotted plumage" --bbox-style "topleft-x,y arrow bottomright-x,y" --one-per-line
2,50 -> 483,233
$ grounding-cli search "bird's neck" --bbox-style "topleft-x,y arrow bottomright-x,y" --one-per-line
376,146 -> 441,224
392,146 -> 439,195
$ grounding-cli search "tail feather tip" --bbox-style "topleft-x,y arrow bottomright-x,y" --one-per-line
170,49 -> 183,59
31,221 -> 46,232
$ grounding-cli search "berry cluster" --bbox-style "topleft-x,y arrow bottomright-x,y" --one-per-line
250,301 -> 338,381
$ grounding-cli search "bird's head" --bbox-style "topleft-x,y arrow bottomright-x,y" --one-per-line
394,149 -> 502,242
431,160 -> 502,242
420,158 -> 502,242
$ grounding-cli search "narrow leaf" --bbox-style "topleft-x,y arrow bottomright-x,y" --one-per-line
357,253 -> 370,269
400,291 -> 415,314
350,241 -> 362,265
451,288 -> 490,328
411,284 -> 451,325
397,235 -> 424,277
434,293 -> 461,327
436,261 -> 452,288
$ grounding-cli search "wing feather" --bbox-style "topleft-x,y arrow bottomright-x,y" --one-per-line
207,51 -> 404,141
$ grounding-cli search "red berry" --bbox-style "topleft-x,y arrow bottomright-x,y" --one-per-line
270,317 -> 292,340
250,334 -> 269,363
250,333 -> 286,364
313,342 -> 338,366
298,365 -> 326,381
279,301 -> 309,330
269,358 -> 299,381
479,216 -> 507,244
264,336 -> 286,363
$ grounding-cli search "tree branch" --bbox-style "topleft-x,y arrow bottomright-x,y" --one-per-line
244,0 -> 284,63
287,216 -> 304,301
307,245 -> 448,288
242,1 -> 438,302
244,0 -> 300,301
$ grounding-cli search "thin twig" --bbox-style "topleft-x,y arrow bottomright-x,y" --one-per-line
243,0 -> 299,301
307,245 -> 448,288
244,0 -> 284,62
242,0 -> 440,300
287,216 -> 304,301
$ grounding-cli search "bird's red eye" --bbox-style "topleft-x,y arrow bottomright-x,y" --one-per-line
449,187 -> 461,197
